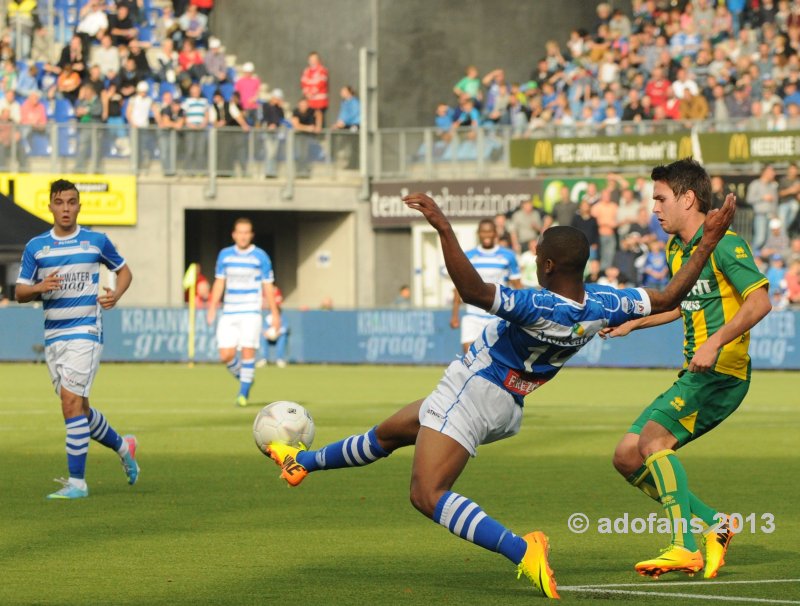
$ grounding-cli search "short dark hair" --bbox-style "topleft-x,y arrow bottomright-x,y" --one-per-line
233,217 -> 253,230
651,157 -> 711,214
478,219 -> 496,231
50,179 -> 79,202
538,226 -> 589,276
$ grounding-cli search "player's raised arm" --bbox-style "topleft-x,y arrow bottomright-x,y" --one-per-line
646,194 -> 735,314
404,192 -> 495,311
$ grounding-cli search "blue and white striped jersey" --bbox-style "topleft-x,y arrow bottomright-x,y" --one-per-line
463,245 -> 520,318
16,226 -> 126,345
464,283 -> 652,405
214,245 -> 273,315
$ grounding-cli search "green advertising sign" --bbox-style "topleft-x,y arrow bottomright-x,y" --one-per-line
511,134 -> 694,168
700,131 -> 800,164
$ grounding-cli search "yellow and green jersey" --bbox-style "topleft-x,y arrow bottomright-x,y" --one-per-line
666,227 -> 768,381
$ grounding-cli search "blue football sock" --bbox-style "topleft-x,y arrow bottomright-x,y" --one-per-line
433,491 -> 528,565
226,355 -> 241,379
65,415 -> 91,481
297,427 -> 389,472
239,358 -> 255,397
87,407 -> 124,452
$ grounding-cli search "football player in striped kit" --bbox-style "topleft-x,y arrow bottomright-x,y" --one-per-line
16,179 -> 138,499
265,191 -> 735,599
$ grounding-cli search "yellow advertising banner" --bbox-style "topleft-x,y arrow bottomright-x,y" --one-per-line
0,173 -> 137,225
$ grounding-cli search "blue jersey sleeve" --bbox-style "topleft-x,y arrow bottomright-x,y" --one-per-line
99,234 -> 126,270
258,249 -> 274,282
586,284 -> 652,326
17,244 -> 38,285
488,284 -> 545,325
214,250 -> 225,279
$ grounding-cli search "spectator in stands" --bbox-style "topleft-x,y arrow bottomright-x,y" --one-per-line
591,188 -> 619,271
84,64 -> 104,97
109,4 -> 138,47
453,65 -> 481,104
641,239 -> 669,289
551,185 -> 578,227
291,97 -> 318,178
154,37 -> 178,84
155,5 -> 181,47
678,87 -> 709,122
0,107 -> 17,169
91,34 -> 121,81
301,51 -> 329,129
117,56 -> 141,98
178,4 -> 208,46
786,259 -> 800,307
128,40 -> 152,79
76,0 -> 109,52
510,199 -> 548,255
191,0 -> 214,16
13,63 -> 36,99
331,85 -> 360,131
747,164 -> 779,250
613,231 -> 646,285
761,218 -> 791,261
116,0 -> 146,26
434,103 -> 455,141
182,82 -> 209,175
102,80 -> 128,155
710,175 -> 727,210
54,35 -> 87,83
615,187 -> 640,239
260,87 -> 285,178
30,25 -> 52,64
0,60 -> 18,94
56,63 -> 82,106
571,198 -> 600,261
19,88 -> 46,150
177,38 -> 205,83
127,80 -> 155,170
451,95 -> 481,139
767,100 -> 787,131
212,89 -> 250,177
235,61 -> 261,125
74,83 -> 103,173
156,90 -> 184,176
778,163 -> 800,233
204,38 -> 228,84
7,0 -> 39,60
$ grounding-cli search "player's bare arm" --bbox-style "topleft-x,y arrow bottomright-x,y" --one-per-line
98,264 -> 132,310
404,193 -> 495,311
600,307 -> 681,339
689,286 -> 771,372
206,277 -> 225,324
15,272 -> 63,303
646,194 -> 735,314
450,289 -> 461,329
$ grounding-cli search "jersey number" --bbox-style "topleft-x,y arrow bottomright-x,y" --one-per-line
523,343 -> 576,372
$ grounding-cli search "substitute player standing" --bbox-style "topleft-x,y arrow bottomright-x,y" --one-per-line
263,191 -> 735,599
451,218 -> 521,354
602,158 -> 772,579
207,217 -> 280,407
15,179 -> 138,499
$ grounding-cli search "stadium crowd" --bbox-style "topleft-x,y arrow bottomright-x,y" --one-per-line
1,0 -> 360,176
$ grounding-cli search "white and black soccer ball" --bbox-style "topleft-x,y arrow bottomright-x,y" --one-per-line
253,401 -> 315,454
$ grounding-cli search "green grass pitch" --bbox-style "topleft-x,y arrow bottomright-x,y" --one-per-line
1,363 -> 798,605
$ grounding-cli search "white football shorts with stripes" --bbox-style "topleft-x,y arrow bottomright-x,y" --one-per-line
45,339 -> 102,397
216,312 -> 262,349
460,314 -> 494,345
419,360 -> 522,457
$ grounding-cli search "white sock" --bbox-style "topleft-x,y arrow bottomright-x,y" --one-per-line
69,477 -> 88,490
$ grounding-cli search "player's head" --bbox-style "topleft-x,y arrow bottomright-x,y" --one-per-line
477,219 -> 497,249
536,226 -> 589,286
650,158 -> 712,235
48,179 -> 80,232
231,217 -> 254,249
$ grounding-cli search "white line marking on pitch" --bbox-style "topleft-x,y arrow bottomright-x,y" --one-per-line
561,579 -> 800,589
562,588 -> 800,604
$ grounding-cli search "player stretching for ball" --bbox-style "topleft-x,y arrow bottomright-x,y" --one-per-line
15,179 -> 138,499
602,159 -> 771,579
451,218 -> 521,354
264,191 -> 735,599
207,218 -> 280,407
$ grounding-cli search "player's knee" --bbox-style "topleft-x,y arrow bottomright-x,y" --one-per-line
408,482 -> 438,518
612,447 -> 637,476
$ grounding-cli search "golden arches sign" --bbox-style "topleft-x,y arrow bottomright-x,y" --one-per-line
728,134 -> 750,161
533,140 -> 554,166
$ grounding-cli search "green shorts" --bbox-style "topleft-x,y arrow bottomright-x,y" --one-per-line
629,369 -> 749,446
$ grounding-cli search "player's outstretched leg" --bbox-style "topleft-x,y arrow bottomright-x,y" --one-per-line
411,427 -> 559,599
635,449 -> 703,578
236,357 -> 255,407
265,400 -> 423,486
48,414 -> 90,499
88,407 -> 139,485
226,354 -> 241,379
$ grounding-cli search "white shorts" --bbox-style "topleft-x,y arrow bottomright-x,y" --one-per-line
45,339 -> 103,397
419,360 -> 523,457
460,314 -> 493,345
217,313 -> 262,349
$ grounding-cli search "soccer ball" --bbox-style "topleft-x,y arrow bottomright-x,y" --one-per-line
253,401 -> 315,454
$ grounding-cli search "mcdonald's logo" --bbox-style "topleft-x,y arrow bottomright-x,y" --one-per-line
678,136 -> 693,159
729,134 -> 750,160
533,140 -> 554,166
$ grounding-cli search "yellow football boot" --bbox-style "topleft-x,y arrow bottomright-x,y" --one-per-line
516,531 -> 560,599
265,442 -> 308,487
704,514 -> 738,579
635,545 -> 704,579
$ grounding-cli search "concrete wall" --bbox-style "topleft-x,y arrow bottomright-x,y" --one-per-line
102,180 -> 367,308
212,0 -> 606,127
